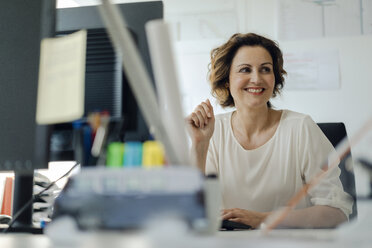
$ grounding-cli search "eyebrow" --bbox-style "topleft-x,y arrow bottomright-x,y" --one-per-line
237,62 -> 273,67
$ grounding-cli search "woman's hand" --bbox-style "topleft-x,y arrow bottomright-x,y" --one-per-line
222,208 -> 270,229
186,99 -> 215,144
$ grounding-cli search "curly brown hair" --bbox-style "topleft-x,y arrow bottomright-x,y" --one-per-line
209,33 -> 287,108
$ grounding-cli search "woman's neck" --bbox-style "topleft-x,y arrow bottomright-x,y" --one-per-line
233,105 -> 274,137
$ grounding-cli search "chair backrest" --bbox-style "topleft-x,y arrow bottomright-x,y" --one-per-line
317,122 -> 357,220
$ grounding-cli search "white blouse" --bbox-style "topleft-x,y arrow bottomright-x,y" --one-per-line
206,109 -> 353,218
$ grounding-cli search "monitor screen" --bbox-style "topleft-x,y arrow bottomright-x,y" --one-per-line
0,0 -> 55,172
0,0 -> 56,232
51,1 -> 163,162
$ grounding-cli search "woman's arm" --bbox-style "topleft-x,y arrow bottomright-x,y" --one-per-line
190,141 -> 210,173
222,205 -> 347,229
275,205 -> 347,228
186,99 -> 215,172
296,116 -> 352,225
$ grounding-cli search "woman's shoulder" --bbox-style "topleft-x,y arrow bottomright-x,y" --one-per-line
280,109 -> 314,125
279,109 -> 322,139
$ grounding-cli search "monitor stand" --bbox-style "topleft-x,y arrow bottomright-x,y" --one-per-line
2,172 -> 43,234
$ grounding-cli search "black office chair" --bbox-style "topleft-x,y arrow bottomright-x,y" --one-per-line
317,123 -> 357,220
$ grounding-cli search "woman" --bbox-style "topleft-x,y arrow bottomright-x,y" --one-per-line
186,33 -> 352,229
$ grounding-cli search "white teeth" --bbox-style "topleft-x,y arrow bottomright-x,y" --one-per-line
247,88 -> 263,93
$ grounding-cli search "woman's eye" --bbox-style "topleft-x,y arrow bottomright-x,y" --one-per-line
261,67 -> 271,73
239,67 -> 251,73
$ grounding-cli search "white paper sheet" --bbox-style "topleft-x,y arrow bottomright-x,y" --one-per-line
36,30 -> 86,124
284,49 -> 340,90
278,0 -> 363,40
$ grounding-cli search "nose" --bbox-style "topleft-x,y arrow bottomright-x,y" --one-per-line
250,69 -> 261,84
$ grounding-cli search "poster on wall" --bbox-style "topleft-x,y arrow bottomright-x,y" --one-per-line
165,0 -> 241,41
283,49 -> 340,90
277,0 -> 372,41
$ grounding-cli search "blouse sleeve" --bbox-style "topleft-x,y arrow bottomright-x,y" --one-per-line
299,115 -> 353,219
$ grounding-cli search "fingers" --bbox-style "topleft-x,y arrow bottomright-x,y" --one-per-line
206,99 -> 214,117
222,208 -> 239,214
221,208 -> 263,228
189,111 -> 205,128
221,211 -> 234,220
221,208 -> 241,220
189,99 -> 214,128
199,100 -> 213,118
195,107 -> 208,128
229,217 -> 242,222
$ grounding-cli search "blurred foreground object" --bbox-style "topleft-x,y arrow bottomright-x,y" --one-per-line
52,167 -> 219,233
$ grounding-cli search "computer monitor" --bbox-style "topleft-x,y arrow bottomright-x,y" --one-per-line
0,0 -> 56,232
51,1 -> 163,162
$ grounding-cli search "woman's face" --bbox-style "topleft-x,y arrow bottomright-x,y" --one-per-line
228,45 -> 275,110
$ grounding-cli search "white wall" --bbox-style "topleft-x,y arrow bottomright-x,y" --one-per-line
165,0 -> 372,196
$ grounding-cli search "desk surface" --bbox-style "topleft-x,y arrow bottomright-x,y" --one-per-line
1,201 -> 370,248
0,228 -> 366,248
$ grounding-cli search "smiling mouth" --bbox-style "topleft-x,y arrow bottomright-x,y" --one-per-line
244,88 -> 265,93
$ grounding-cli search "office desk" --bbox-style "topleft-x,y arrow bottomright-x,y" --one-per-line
0,229 -> 366,248
1,201 -> 370,248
